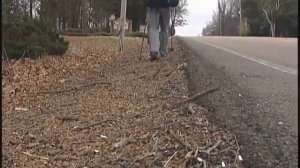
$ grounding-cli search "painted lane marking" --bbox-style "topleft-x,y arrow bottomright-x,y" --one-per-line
194,39 -> 298,76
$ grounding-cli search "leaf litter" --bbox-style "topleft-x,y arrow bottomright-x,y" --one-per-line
2,36 -> 244,168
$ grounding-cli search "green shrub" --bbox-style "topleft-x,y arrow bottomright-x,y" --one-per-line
58,30 -> 115,37
4,40 -> 26,59
48,41 -> 69,55
65,28 -> 84,33
240,26 -> 251,36
88,29 -> 101,33
59,31 -> 89,36
4,40 -> 46,59
99,32 -> 112,36
27,45 -> 45,58
127,32 -> 148,38
3,20 -> 69,60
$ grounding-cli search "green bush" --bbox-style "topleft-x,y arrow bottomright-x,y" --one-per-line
65,28 -> 84,33
48,41 -> 69,55
3,20 -> 69,60
59,30 -> 115,37
4,40 -> 46,59
4,40 -> 27,59
127,32 -> 148,38
240,26 -> 251,36
59,31 -> 89,36
88,29 -> 101,33
99,32 -> 112,36
27,45 -> 45,58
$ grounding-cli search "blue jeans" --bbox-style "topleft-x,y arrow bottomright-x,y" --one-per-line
147,7 -> 170,55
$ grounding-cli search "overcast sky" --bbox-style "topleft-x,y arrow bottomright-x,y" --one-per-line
177,0 -> 219,36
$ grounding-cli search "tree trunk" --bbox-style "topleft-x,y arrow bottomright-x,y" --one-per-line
62,16 -> 66,30
272,22 -> 276,37
219,13 -> 222,36
62,15 -> 66,30
59,17 -> 62,30
106,17 -> 110,32
82,0 -> 89,32
30,0 -> 33,19
72,17 -> 75,28
263,9 -> 274,37
40,0 -> 45,22
51,13 -> 57,30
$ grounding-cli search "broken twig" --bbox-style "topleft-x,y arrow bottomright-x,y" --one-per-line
171,87 -> 219,109
127,152 -> 155,168
199,140 -> 222,155
39,81 -> 111,94
22,151 -> 49,160
163,151 -> 178,168
73,119 -> 112,131
50,148 -> 67,162
70,140 -> 97,145
187,104 -> 196,114
55,115 -> 79,121
169,130 -> 194,151
233,134 -> 241,164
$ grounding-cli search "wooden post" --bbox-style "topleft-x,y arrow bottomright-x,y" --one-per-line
120,0 -> 127,52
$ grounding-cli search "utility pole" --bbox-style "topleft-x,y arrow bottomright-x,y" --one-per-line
120,0 -> 127,52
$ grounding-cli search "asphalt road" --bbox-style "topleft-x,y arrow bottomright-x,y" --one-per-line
179,36 -> 298,168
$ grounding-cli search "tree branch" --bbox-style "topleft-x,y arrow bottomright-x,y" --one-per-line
262,8 -> 272,25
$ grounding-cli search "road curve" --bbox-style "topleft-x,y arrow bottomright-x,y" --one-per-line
179,36 -> 298,168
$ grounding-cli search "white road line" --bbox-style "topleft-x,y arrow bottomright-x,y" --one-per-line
195,39 -> 298,76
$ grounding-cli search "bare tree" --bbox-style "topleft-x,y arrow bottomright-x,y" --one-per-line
82,0 -> 88,32
29,0 -> 33,19
223,0 -> 240,35
218,0 -> 228,35
174,0 -> 188,26
211,0 -> 239,36
262,0 -> 280,37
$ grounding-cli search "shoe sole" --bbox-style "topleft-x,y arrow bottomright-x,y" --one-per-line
150,56 -> 158,62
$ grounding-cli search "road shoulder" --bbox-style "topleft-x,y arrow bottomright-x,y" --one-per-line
178,37 -> 298,168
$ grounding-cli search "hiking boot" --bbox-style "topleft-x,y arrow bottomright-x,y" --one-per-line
160,52 -> 167,57
150,52 -> 158,62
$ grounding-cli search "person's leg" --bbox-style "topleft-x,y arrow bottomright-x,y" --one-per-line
147,7 -> 160,60
158,7 -> 170,56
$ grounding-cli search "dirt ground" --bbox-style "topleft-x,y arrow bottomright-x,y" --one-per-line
2,36 -> 243,168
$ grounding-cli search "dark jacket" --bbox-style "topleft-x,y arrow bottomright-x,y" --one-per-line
144,0 -> 179,8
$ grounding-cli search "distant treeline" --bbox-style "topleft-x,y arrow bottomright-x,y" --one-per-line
202,0 -> 298,37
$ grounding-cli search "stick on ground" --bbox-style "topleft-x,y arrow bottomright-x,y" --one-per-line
171,87 -> 219,109
169,130 -> 194,151
233,134 -> 241,164
163,151 -> 178,168
199,140 -> 222,155
39,81 -> 111,94
50,148 -> 66,162
22,151 -> 49,160
127,152 -> 155,168
55,115 -> 79,121
187,104 -> 196,114
73,119 -> 113,131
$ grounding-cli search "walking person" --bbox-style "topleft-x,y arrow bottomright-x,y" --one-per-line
145,0 -> 179,61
